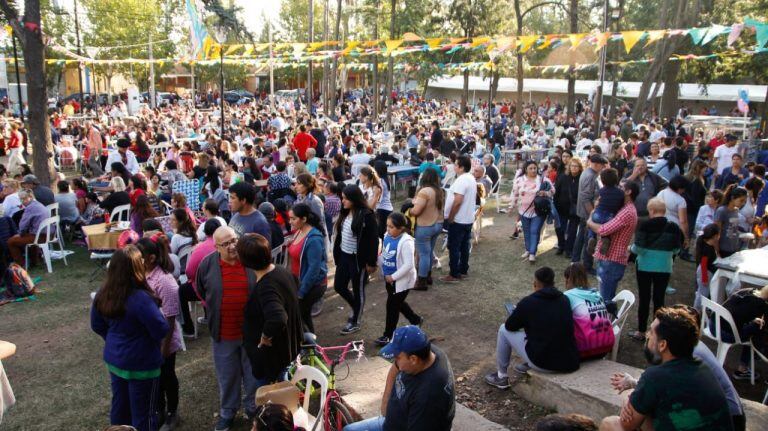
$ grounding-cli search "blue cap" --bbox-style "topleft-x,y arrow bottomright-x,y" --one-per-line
379,326 -> 429,359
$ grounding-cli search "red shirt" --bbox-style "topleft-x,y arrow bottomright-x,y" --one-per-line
219,259 -> 250,341
594,202 -> 638,265
129,188 -> 145,207
292,132 -> 317,162
709,137 -> 726,151
288,235 -> 306,278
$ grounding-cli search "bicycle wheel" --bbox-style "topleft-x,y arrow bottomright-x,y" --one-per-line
326,398 -> 354,431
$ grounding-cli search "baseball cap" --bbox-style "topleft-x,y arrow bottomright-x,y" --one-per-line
379,325 -> 429,359
258,202 -> 276,219
21,174 -> 39,185
589,154 -> 609,164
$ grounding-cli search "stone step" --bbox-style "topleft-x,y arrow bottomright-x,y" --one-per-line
338,355 -> 509,430
511,359 -> 768,431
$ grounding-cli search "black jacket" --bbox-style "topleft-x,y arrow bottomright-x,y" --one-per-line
554,173 -> 580,217
431,127 -> 444,150
505,286 -> 580,372
243,266 -> 303,381
333,208 -> 379,268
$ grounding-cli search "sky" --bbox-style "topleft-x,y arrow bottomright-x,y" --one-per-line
234,1 -> 282,34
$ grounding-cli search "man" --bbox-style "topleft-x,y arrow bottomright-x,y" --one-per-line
20,174 -> 55,206
349,143 -> 372,177
83,121 -> 105,176
440,155 -> 477,283
8,190 -> 48,265
587,181 -> 638,313
195,226 -> 260,431
717,153 -> 749,190
635,130 -> 652,158
600,307 -> 734,431
622,158 -> 667,222
712,134 -> 740,185
571,154 -> 607,272
671,137 -> 689,173
105,137 -> 140,175
575,130 -> 593,152
430,120 -> 444,151
473,165 -> 493,198
708,130 -> 726,151
343,326 -> 455,431
228,182 -> 271,244
309,121 -> 327,159
292,124 -> 317,162
483,153 -> 500,190
485,267 -> 579,389
648,123 -> 666,144
305,148 -> 320,175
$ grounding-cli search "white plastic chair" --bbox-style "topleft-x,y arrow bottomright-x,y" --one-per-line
25,216 -> 68,273
610,290 -> 636,361
45,202 -> 59,217
700,297 -> 758,383
272,245 -> 288,267
111,204 -> 131,223
291,365 -> 328,430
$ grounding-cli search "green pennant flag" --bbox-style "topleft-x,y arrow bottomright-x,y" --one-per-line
755,23 -> 768,48
688,27 -> 708,45
700,24 -> 726,46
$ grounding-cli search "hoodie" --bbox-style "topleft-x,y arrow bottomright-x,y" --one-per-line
631,216 -> 683,273
296,227 -> 328,298
505,286 -> 580,372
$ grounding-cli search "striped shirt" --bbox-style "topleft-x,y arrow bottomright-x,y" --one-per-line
594,202 -> 638,265
340,216 -> 357,254
219,259 -> 249,341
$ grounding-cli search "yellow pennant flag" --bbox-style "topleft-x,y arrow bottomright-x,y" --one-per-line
363,39 -> 381,48
292,43 -> 307,58
537,35 -> 555,50
593,32 -> 609,52
253,43 -> 270,52
224,44 -> 242,56
384,39 -> 404,54
242,46 -> 254,57
644,30 -> 665,47
622,31 -> 645,54
449,37 -> 466,44
568,33 -> 586,50
309,42 -> 325,51
201,36 -> 214,59
341,41 -> 360,56
4,25 -> 12,36
495,36 -> 516,51
518,35 -> 538,53
209,44 -> 221,59
402,32 -> 422,42
471,36 -> 490,47
426,38 -> 443,49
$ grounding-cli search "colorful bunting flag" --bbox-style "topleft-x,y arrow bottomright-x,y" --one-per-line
622,31 -> 645,53
568,33 -> 585,50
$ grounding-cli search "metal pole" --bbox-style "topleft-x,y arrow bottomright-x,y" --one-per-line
11,34 -> 24,123
269,24 -> 275,109
596,0 -> 609,133
191,63 -> 195,105
149,31 -> 156,109
73,0 -> 84,112
220,47 -> 225,139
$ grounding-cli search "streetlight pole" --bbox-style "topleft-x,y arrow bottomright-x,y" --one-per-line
11,33 -> 24,123
73,0 -> 84,112
220,42 -> 225,139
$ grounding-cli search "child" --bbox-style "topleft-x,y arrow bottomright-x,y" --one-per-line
323,181 -> 342,237
82,192 -> 105,225
695,190 -> 724,233
588,168 -> 624,256
694,224 -> 720,310
375,212 -> 423,346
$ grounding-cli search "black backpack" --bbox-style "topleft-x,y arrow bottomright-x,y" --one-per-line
532,179 -> 553,218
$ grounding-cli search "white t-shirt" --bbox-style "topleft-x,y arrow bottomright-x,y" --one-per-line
349,153 -> 372,177
1,192 -> 21,218
658,188 -> 686,226
444,172 -> 477,224
714,144 -> 739,174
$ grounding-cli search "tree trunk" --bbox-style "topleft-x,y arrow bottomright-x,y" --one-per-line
339,3 -> 350,104
490,70 -> 500,102
372,0 -> 380,120
566,0 -> 578,117
514,0 -> 523,124
322,0 -> 330,114
385,0 -> 396,131
461,70 -> 470,115
660,60 -> 681,120
307,0 -> 314,108
329,0 -> 343,119
761,85 -> 768,135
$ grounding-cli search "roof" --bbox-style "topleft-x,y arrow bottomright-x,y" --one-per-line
427,76 -> 767,103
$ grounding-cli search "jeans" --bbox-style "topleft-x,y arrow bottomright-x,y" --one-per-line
178,282 -> 201,334
414,222 -> 443,277
333,252 -> 369,325
571,218 -> 594,270
157,353 -> 179,421
636,270 -> 671,333
555,214 -> 579,253
447,222 -> 472,278
597,260 -> 626,314
521,215 -> 545,256
495,324 -> 547,376
343,416 -> 386,431
109,373 -> 159,431
212,339 -> 260,419
384,282 -> 421,338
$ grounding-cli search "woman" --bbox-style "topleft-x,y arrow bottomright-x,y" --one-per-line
719,285 -> 768,381
322,181 -> 343,238
204,165 -> 230,217
651,150 -> 680,181
741,176 -> 764,232
128,175 -> 147,208
196,199 -> 228,242
169,208 -> 198,256
294,173 -> 327,236
715,185 -> 748,258
694,224 -> 720,310
100,177 -> 131,219
237,234 -> 303,383
563,263 -> 614,359
171,193 -> 197,227
685,160 -> 709,240
331,153 -> 348,181
409,168 -> 444,290
645,142 -> 662,170
509,160 -> 555,263
373,162 -> 394,238
287,203 -> 328,332
130,195 -> 160,237
91,246 -> 169,431
333,185 -> 379,335
608,141 -> 628,178
135,236 -> 182,430
554,158 -> 582,258
628,197 -> 684,341
72,177 -> 89,214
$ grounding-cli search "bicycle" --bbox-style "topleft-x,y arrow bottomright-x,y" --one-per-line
289,338 -> 365,431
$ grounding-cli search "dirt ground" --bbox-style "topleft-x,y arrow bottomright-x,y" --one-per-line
2,192 -> 767,430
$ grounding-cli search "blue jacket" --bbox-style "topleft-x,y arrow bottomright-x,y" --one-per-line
91,289 -> 169,372
298,228 -> 328,297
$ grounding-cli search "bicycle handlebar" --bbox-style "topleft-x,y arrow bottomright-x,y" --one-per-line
313,340 -> 365,366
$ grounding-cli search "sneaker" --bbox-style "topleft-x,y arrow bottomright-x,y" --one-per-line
513,363 -> 532,374
413,277 -> 429,291
665,286 -> 677,295
159,412 -> 180,431
521,251 -> 530,259
340,322 -> 361,335
439,275 -> 461,283
511,230 -> 520,240
484,372 -> 511,390
528,254 -> 536,263
374,336 -> 390,347
182,330 -> 196,339
733,369 -> 759,381
214,416 -> 233,431
311,298 -> 324,317
411,316 -> 424,326
197,316 -> 208,325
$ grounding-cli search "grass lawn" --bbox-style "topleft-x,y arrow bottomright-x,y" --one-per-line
2,191 -> 766,430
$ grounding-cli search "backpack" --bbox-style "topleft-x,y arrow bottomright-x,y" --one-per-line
532,178 -> 553,218
2,263 -> 36,299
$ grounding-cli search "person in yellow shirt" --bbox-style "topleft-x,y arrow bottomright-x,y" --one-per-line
62,100 -> 75,116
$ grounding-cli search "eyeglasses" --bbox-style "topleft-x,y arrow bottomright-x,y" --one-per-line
216,238 -> 238,249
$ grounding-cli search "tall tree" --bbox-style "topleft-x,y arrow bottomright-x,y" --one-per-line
384,0 -> 396,130
0,0 -> 54,185
566,0 -> 579,117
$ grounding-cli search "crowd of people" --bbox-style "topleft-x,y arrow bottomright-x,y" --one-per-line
0,89 -> 767,431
